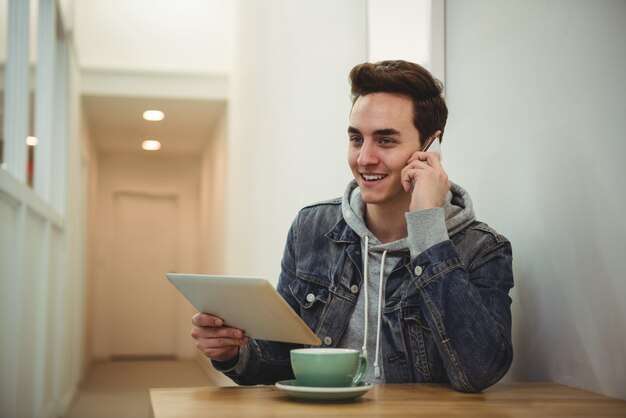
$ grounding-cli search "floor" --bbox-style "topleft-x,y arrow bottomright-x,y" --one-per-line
65,360 -> 233,418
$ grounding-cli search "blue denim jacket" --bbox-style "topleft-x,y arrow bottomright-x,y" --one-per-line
216,198 -> 514,393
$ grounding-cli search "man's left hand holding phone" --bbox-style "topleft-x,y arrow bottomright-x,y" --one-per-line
401,129 -> 451,212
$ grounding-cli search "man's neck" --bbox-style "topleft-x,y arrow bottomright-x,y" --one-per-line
364,199 -> 410,244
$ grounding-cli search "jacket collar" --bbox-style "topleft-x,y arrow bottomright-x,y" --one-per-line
324,216 -> 359,244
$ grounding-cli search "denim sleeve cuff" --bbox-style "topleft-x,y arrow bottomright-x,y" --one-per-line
211,344 -> 250,375
406,207 -> 449,257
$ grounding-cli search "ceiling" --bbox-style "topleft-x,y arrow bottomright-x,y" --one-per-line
75,0 -> 232,157
74,0 -> 233,74
82,96 -> 226,155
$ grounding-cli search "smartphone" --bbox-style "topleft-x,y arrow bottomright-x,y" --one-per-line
422,136 -> 441,154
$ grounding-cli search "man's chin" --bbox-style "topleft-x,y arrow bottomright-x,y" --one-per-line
360,189 -> 408,208
359,192 -> 385,205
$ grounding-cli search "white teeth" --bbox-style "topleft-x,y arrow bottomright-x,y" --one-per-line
362,174 -> 386,181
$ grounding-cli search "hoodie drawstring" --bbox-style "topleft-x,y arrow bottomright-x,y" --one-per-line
361,235 -> 369,360
361,235 -> 387,379
374,249 -> 387,378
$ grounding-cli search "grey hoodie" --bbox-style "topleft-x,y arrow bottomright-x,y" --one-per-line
338,179 -> 476,383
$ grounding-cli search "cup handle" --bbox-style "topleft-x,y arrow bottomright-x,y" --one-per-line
351,351 -> 369,386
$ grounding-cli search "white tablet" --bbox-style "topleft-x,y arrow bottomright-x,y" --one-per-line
166,273 -> 321,346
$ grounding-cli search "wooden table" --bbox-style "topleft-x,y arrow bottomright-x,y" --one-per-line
149,382 -> 626,417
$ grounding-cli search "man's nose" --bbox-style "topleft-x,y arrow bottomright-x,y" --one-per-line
357,141 -> 378,166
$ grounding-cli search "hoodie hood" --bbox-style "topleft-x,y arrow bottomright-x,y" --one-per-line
341,179 -> 476,243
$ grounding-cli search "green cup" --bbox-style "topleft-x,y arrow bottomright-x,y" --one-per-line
290,348 -> 368,388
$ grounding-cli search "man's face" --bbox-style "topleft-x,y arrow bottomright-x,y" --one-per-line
348,92 -> 421,208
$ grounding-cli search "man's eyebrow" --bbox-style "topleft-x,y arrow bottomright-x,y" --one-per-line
373,128 -> 401,136
348,127 -> 401,136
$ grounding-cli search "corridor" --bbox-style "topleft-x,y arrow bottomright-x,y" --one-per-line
66,361 -> 230,418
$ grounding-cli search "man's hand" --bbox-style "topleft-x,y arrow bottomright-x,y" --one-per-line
191,313 -> 249,362
401,150 -> 451,212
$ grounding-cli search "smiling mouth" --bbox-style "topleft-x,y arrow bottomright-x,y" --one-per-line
361,174 -> 387,182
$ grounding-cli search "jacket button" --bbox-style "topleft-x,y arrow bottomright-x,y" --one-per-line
323,336 -> 333,346
306,293 -> 315,303
350,285 -> 359,294
414,265 -> 423,276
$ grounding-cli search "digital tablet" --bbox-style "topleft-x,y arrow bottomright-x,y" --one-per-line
166,273 -> 321,345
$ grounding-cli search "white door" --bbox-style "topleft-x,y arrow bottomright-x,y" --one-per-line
110,192 -> 178,357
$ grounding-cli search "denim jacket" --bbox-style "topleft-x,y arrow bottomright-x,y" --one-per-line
216,191 -> 514,393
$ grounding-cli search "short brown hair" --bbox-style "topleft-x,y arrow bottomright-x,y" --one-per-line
349,60 -> 448,145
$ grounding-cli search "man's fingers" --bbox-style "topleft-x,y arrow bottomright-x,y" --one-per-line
192,313 -> 224,327
401,160 -> 431,191
190,313 -> 246,363
201,346 -> 240,362
425,151 -> 443,168
196,336 -> 248,349
407,150 -> 442,165
191,325 -> 245,340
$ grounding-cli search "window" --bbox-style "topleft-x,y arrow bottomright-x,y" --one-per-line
0,0 -> 7,167
28,0 -> 38,188
1,0 -> 67,206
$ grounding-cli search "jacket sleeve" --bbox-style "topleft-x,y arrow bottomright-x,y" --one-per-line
409,230 -> 514,393
216,339 -> 297,385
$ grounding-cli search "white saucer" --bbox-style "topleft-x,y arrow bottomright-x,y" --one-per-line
275,380 -> 373,402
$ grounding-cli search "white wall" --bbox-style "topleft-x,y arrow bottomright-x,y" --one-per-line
62,39 -> 90,411
367,0 -> 433,72
225,0 -> 366,284
199,107 -> 228,276
82,104 -> 99,371
445,0 -> 626,400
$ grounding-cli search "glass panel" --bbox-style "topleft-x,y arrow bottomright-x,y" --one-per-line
0,0 -> 7,167
27,93 -> 34,186
27,0 -> 37,187
51,8 -> 67,213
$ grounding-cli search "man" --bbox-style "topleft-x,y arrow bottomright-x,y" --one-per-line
191,60 -> 514,393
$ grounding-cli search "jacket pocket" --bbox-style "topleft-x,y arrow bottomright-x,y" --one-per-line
402,305 -> 447,382
288,273 -> 331,333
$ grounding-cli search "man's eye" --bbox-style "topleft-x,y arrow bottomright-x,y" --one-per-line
349,136 -> 363,144
379,138 -> 394,145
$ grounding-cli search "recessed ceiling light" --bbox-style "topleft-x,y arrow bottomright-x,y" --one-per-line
142,140 -> 161,151
143,110 -> 165,121
26,136 -> 38,146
